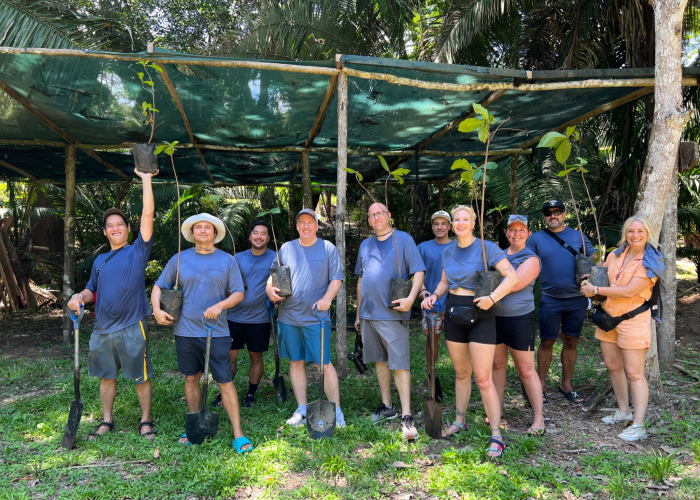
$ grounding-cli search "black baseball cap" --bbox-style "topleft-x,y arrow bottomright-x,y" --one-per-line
542,200 -> 565,212
103,208 -> 128,224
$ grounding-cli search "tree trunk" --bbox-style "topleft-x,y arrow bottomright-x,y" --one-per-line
288,184 -> 295,241
335,72 -> 349,379
658,162 -> 678,367
510,154 -> 518,214
63,145 -> 77,345
634,0 -> 690,402
410,184 -> 430,244
301,150 -> 312,209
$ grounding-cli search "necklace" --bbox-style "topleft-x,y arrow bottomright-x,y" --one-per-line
195,247 -> 215,253
376,230 -> 393,238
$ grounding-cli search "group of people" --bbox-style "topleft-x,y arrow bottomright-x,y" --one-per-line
67,170 -> 664,456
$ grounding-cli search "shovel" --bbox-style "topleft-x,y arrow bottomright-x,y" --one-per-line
62,304 -> 84,449
185,315 -> 220,445
266,300 -> 287,402
423,306 -> 442,439
307,308 -> 336,439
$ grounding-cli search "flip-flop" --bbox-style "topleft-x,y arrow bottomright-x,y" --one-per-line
233,436 -> 254,454
442,421 -> 466,439
178,433 -> 191,445
88,421 -> 114,439
138,421 -> 157,440
542,390 -> 550,404
557,387 -> 584,404
526,427 -> 546,436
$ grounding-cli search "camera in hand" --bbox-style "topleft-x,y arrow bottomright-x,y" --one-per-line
347,329 -> 368,374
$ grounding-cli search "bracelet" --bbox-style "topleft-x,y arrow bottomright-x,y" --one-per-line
431,293 -> 438,299
75,292 -> 83,302
489,295 -> 495,305
593,286 -> 599,295
491,292 -> 499,303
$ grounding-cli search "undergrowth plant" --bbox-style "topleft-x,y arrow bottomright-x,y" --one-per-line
642,450 -> 680,483
137,60 -> 162,145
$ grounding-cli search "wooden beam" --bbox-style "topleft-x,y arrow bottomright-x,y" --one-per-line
0,159 -> 37,180
335,70 -> 348,379
159,66 -> 215,184
63,145 -> 77,344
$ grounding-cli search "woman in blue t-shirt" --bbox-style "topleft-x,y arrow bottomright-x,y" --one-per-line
422,205 -> 518,458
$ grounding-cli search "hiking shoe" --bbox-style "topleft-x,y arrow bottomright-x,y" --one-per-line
618,424 -> 647,441
211,392 -> 223,408
370,403 -> 398,424
242,395 -> 255,408
602,410 -> 633,424
286,410 -> 307,427
336,409 -> 347,428
401,415 -> 418,441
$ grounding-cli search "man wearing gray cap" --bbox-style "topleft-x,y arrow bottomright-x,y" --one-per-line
67,169 -> 157,440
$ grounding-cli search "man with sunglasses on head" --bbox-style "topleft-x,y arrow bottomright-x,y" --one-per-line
526,200 -> 596,405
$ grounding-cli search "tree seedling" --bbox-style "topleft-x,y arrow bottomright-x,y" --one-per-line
257,207 -> 291,297
132,60 -> 163,174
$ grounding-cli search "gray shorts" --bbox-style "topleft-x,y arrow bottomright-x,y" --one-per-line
360,319 -> 410,370
88,320 -> 153,384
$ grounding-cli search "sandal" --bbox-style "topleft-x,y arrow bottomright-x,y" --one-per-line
526,427 -> 546,436
442,421 -> 466,439
233,436 -> 254,454
486,436 -> 506,459
88,421 -> 114,439
138,421 -> 157,440
557,387 -> 584,404
242,395 -> 255,408
211,393 -> 223,408
178,433 -> 190,445
542,390 -> 550,404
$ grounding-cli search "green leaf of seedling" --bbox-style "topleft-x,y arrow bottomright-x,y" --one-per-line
343,167 -> 356,174
356,172 -> 363,181
458,118 -> 483,133
151,108 -> 159,113
485,162 -> 498,170
270,207 -> 281,214
137,72 -> 144,81
392,168 -> 410,180
557,170 -> 567,177
473,170 -> 483,181
472,102 -> 488,119
460,171 -> 472,182
256,211 -> 269,218
477,124 -> 488,143
566,126 -> 577,138
141,101 -> 149,110
149,64 -> 163,73
378,155 -> 390,174
451,158 -> 472,171
556,140 -> 572,165
576,157 -> 588,165
154,145 -> 166,155
138,60 -> 148,67
537,131 -> 566,149
144,80 -> 154,86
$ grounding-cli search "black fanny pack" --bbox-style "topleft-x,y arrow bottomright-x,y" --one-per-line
591,302 -> 650,332
448,305 -> 479,328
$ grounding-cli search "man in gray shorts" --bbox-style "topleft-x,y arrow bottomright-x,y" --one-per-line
354,203 -> 425,440
67,168 -> 157,440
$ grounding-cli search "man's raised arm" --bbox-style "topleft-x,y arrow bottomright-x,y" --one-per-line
135,168 -> 156,242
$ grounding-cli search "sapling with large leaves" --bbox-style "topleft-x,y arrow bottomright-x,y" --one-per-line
257,207 -> 291,297
344,156 -> 413,303
132,60 -> 163,174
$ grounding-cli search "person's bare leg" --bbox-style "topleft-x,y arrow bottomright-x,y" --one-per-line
312,362 -> 340,407
560,333 -> 580,393
89,378 -> 117,439
219,381 -> 251,450
289,360 -> 308,406
248,351 -> 264,386
135,380 -> 154,440
492,343 -> 509,405
510,348 -> 545,430
622,348 -> 649,426
444,341 -> 472,436
537,338 -> 557,391
180,373 -> 202,444
374,361 -> 393,407
600,341 -> 629,414
229,349 -> 240,377
470,343 -> 501,451
393,369 -> 411,417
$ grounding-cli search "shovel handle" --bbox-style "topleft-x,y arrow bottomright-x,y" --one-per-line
71,304 -> 83,370
201,315 -> 217,397
70,304 -> 84,329
316,307 -> 329,404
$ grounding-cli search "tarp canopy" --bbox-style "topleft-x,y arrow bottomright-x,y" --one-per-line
1,48 -> 697,185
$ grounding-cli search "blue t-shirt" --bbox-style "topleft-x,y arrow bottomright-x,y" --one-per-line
354,230 -> 426,321
156,248 -> 244,338
418,239 -> 455,313
228,249 -> 277,324
527,227 -> 596,298
85,233 -> 153,334
496,247 -> 540,317
277,238 -> 343,327
441,239 -> 506,291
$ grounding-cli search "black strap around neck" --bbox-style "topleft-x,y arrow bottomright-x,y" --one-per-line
543,228 -> 580,257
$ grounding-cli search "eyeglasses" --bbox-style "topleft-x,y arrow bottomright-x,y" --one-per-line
544,210 -> 564,216
367,211 -> 387,219
297,221 -> 316,227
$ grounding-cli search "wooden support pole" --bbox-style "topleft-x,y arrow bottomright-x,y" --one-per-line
658,161 -> 679,367
0,232 -> 20,312
438,184 -> 444,210
288,184 -> 295,240
335,71 -> 349,379
510,154 -> 519,214
63,145 -> 77,345
0,159 -> 37,180
301,150 -> 312,209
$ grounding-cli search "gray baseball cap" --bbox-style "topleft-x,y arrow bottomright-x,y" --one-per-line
430,210 -> 452,224
296,208 -> 319,221
507,214 -> 529,227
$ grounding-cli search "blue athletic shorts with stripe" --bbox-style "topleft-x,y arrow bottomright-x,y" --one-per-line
88,319 -> 153,384
278,321 -> 332,366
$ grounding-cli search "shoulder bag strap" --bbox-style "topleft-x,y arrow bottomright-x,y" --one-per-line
96,246 -> 126,285
543,229 -> 580,257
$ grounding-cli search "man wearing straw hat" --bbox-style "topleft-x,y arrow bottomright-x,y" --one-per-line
152,213 -> 253,453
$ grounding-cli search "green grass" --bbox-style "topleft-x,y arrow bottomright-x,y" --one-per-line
1,316 -> 699,499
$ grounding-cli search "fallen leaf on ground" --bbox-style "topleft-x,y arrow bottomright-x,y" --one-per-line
660,445 -> 677,454
154,447 -> 160,459
392,461 -> 410,468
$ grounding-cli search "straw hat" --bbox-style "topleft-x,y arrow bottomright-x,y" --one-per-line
181,213 -> 226,244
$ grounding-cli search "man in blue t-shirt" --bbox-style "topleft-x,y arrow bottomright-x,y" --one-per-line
417,210 -> 455,396
67,169 -> 156,440
266,209 -> 344,429
355,203 -> 426,441
527,200 -> 596,405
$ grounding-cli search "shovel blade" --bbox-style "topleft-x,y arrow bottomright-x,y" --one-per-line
306,400 -> 336,439
185,409 -> 220,445
434,375 -> 443,404
423,398 -> 442,439
62,399 -> 84,449
582,383 -> 613,412
273,375 -> 287,403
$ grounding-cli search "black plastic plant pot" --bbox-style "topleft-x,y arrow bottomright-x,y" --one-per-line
588,265 -> 610,288
575,254 -> 596,285
271,265 -> 292,298
132,143 -> 159,174
160,289 -> 183,322
389,278 -> 412,307
474,270 -> 502,299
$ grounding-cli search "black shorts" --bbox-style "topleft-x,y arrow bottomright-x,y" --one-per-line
228,320 -> 270,352
495,311 -> 537,351
175,336 -> 233,384
444,294 -> 497,345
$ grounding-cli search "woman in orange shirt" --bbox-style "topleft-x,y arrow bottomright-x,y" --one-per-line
580,214 -> 660,442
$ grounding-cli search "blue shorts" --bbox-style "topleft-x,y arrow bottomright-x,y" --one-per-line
538,295 -> 589,340
175,336 -> 233,384
278,321 -> 332,365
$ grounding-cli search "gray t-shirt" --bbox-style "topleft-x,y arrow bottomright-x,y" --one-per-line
418,239 -> 455,313
496,247 -> 540,317
276,238 -> 343,327
156,248 -> 244,337
355,230 -> 426,321
442,239 -> 506,291
228,249 -> 277,324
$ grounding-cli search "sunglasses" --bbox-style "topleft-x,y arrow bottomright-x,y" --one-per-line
544,210 -> 564,216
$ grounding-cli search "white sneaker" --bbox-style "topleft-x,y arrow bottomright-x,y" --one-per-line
286,410 -> 307,427
602,411 -> 633,424
336,409 -> 347,428
618,424 -> 647,441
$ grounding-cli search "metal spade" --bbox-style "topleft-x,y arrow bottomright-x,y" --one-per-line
267,300 -> 287,402
185,315 -> 220,444
423,306 -> 442,439
62,304 -> 84,449
306,308 -> 335,439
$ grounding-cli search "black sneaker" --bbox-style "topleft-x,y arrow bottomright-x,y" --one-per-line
211,392 -> 223,408
370,403 -> 398,424
242,395 -> 255,408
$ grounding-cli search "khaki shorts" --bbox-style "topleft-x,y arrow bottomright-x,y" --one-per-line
595,309 -> 652,350
88,320 -> 153,384
360,319 -> 410,370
